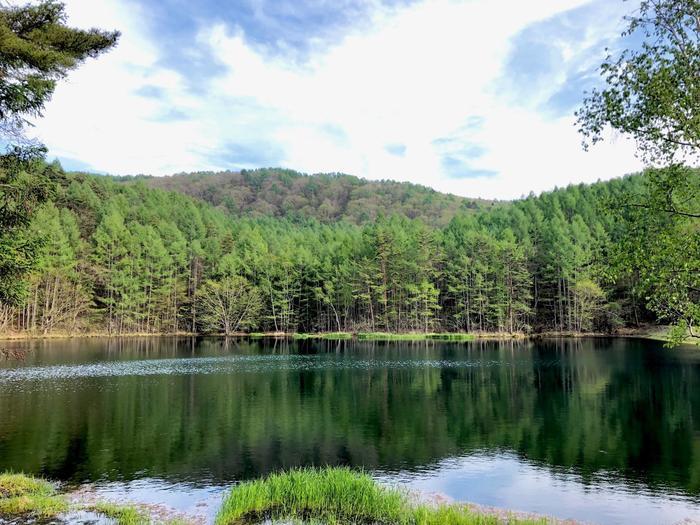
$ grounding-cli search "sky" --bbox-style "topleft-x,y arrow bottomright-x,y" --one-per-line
31,0 -> 645,199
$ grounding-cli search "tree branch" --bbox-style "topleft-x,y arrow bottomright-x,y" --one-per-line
622,202 -> 700,218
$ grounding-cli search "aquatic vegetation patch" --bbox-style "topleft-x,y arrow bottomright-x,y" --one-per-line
0,473 -> 192,524
0,472 -> 68,519
88,501 -> 151,524
216,467 -> 548,524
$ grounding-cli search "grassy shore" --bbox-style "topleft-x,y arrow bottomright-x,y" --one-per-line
0,330 -> 482,342
0,330 -> 198,341
2,326 -> 696,346
289,332 -> 478,342
216,467 -> 549,525
2,469 -> 568,525
0,472 -> 68,519
0,472 -> 162,524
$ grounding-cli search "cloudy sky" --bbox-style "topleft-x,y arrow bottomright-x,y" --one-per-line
32,0 -> 644,199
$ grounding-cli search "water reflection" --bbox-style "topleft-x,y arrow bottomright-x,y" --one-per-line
381,453 -> 700,525
0,337 -> 698,524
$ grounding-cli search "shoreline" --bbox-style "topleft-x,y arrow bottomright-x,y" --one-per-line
1,470 -> 581,525
0,327 -> 694,346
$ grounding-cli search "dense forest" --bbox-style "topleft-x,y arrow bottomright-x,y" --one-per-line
143,168 -> 495,227
2,162 -> 693,337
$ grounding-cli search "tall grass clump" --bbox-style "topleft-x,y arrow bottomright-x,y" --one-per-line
216,467 -> 549,525
216,467 -> 406,524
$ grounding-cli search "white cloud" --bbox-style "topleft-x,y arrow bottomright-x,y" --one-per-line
32,0 -> 644,199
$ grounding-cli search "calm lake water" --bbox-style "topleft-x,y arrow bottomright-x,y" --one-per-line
0,337 -> 699,524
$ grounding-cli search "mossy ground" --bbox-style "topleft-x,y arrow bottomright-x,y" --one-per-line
86,501 -> 151,524
216,467 -> 549,525
0,472 -> 185,524
0,472 -> 68,519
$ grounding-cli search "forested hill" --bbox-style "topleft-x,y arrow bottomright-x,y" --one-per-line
6,164 -> 688,339
138,168 -> 496,226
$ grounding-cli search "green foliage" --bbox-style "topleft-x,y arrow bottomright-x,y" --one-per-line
0,0 -> 119,139
216,467 -> 406,524
0,1 -> 117,305
577,1 -> 700,344
144,168 -> 495,227
216,467 -> 546,525
576,0 -> 700,164
1,167 -> 684,338
0,148 -> 56,304
613,166 -> 700,343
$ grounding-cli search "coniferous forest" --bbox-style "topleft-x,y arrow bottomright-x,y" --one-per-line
2,163 -> 697,339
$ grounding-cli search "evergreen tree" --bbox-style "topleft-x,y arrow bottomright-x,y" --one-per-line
0,1 -> 117,304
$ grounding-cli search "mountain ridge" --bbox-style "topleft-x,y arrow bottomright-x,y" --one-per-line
134,167 -> 498,227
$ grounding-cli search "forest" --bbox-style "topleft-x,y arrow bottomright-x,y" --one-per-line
1,162 -> 696,339
143,168 -> 495,227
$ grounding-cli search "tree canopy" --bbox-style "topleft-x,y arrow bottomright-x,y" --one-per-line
2,165 -> 688,339
0,0 -> 119,141
0,0 -> 118,305
577,0 -> 700,345
576,0 -> 700,164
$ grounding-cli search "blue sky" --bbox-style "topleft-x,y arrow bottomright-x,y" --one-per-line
33,0 -> 643,199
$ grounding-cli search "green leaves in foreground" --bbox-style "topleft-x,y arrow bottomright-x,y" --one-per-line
216,467 -> 547,525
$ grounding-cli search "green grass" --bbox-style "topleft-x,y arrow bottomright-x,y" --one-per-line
356,332 -> 475,342
0,472 -> 68,519
291,333 -> 315,339
88,502 -> 150,524
424,333 -> 476,342
0,472 -> 194,524
216,467 -> 547,525
249,332 -> 476,341
319,332 -> 353,340
292,332 -> 353,340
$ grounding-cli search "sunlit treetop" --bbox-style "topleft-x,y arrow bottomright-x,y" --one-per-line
0,0 -> 120,141
577,0 -> 700,164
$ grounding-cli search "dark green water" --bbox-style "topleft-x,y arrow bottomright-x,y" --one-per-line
0,337 -> 698,524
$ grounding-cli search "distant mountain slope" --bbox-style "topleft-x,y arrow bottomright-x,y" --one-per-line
142,168 -> 496,226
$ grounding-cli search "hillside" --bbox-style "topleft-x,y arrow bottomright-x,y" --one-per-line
140,168 -> 496,226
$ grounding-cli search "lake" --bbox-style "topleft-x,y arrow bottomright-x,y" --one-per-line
0,337 -> 698,524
